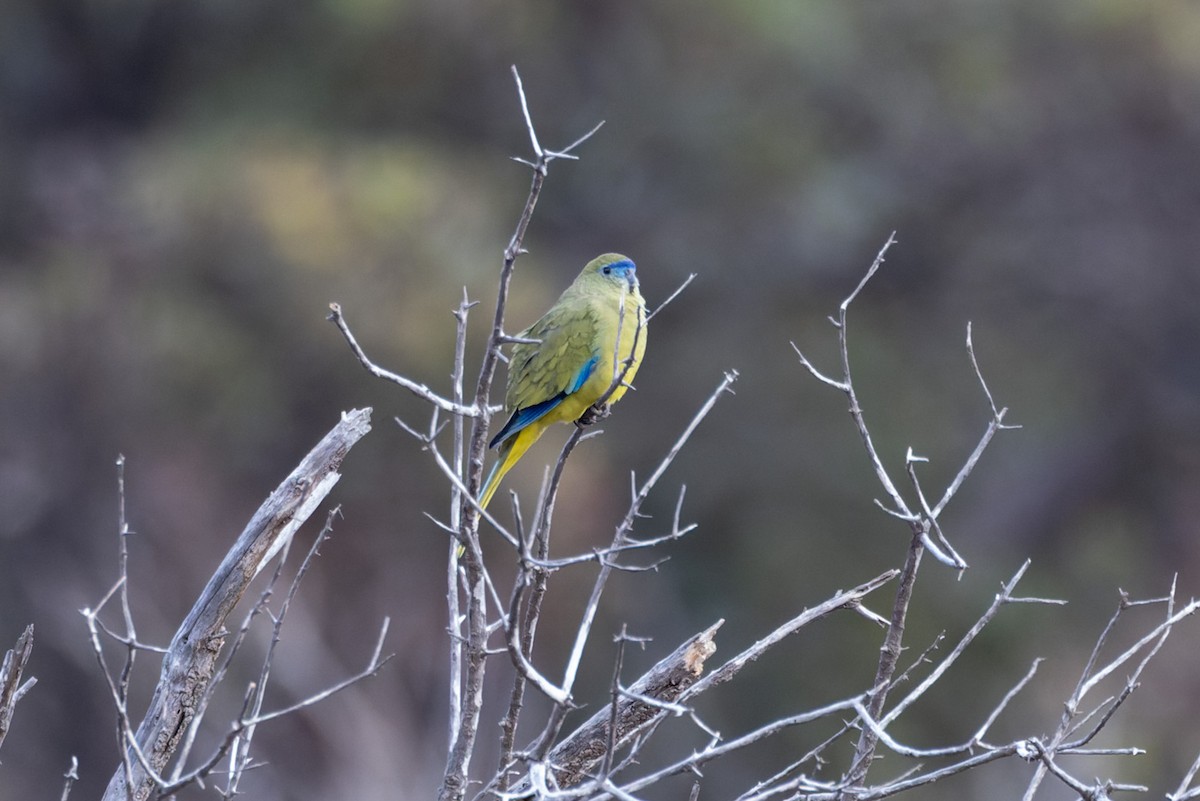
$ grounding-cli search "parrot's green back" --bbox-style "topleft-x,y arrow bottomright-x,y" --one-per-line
479,253 -> 647,509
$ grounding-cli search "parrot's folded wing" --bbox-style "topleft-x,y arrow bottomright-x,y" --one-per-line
489,355 -> 597,448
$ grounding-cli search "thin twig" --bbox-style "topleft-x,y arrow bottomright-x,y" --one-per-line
1169,748 -> 1200,800
612,697 -> 864,799
328,303 -> 479,418
160,619 -> 393,796
223,509 -> 341,795
880,562 -> 1047,728
690,569 -> 899,696
1022,583 -> 1198,801
647,273 -> 696,322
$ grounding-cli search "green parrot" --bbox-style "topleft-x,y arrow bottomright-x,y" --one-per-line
479,253 -> 648,510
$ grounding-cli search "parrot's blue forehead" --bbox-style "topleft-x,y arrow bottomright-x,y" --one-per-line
600,259 -> 635,276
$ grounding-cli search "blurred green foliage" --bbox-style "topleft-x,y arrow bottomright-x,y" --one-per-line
3,1 -> 1200,798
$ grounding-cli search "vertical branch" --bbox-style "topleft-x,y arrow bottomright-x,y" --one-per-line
461,68 -> 549,516
113,454 -> 143,798
841,526 -> 925,793
447,290 -> 475,752
439,66 -> 604,801
442,70 -> 547,801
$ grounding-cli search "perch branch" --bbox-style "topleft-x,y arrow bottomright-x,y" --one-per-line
441,65 -> 605,801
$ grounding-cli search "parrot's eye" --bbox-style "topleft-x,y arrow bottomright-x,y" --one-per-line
602,266 -> 612,275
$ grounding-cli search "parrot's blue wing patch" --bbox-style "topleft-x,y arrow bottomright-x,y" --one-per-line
566,356 -> 598,394
490,357 -> 598,448
489,397 -> 561,448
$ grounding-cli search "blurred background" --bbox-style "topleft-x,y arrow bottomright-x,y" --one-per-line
3,1 -> 1200,798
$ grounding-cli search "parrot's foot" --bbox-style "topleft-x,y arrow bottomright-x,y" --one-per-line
577,403 -> 612,427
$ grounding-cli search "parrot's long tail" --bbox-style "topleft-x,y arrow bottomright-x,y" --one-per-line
479,425 -> 542,510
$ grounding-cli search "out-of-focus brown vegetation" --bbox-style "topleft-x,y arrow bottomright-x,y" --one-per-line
3,1 -> 1200,798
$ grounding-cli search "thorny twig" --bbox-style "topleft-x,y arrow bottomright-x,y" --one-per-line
222,509 -> 342,795
1021,582 -> 1199,801
788,234 -> 1019,798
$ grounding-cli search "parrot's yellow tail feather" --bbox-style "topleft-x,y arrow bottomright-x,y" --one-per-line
479,425 -> 543,510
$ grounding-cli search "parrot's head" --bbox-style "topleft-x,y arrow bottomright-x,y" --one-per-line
585,253 -> 638,293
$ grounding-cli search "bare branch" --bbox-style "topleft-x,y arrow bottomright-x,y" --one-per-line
502,574 -> 569,706
448,289 -> 474,755
617,696 -> 864,800
878,542 -> 1045,729
222,509 -> 342,795
511,65 -> 544,160
508,66 -> 604,168
830,233 -> 912,517
100,408 -> 373,801
791,341 -> 849,391
973,658 -> 1043,745
929,324 -> 1017,518
1077,597 -> 1197,702
246,619 -> 392,727
419,423 -> 519,550
160,618 -> 392,797
171,532 -> 296,778
843,232 -> 897,311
